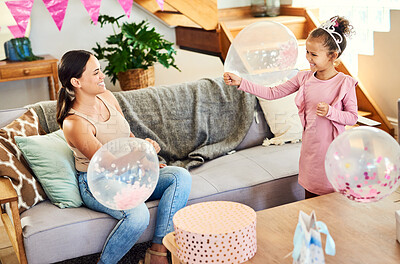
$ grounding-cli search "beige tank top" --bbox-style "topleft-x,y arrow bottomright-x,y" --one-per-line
68,95 -> 131,172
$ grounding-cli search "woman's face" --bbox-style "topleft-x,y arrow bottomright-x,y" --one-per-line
75,55 -> 106,95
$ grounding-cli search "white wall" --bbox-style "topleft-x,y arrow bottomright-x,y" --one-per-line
358,9 -> 400,121
0,0 -> 224,110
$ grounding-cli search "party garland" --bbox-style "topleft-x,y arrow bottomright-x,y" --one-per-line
3,0 -> 165,38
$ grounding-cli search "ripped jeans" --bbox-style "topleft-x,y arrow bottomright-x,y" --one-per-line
77,166 -> 192,264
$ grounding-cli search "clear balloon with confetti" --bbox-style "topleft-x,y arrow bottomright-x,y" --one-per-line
325,127 -> 400,202
224,20 -> 298,86
87,137 -> 159,210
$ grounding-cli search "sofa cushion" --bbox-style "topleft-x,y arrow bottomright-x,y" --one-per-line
20,200 -> 160,264
189,143 -> 301,199
15,129 -> 83,209
21,201 -> 117,264
0,108 -> 47,213
235,102 -> 273,151
258,93 -> 303,146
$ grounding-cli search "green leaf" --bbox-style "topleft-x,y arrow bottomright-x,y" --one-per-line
90,15 -> 180,83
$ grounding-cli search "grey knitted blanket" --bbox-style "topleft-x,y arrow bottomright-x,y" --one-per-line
29,77 -> 256,169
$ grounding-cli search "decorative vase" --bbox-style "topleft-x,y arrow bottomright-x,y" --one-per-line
266,0 -> 280,17
4,37 -> 43,61
117,66 -> 155,91
251,0 -> 267,17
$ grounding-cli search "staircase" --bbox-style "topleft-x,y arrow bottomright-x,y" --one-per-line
134,2 -> 394,136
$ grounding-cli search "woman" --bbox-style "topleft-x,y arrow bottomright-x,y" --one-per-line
56,50 -> 192,264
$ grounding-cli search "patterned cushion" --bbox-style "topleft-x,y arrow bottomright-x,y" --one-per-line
0,108 -> 47,213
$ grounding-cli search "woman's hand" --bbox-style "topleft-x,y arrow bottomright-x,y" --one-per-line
316,102 -> 329,117
145,138 -> 161,153
223,72 -> 242,86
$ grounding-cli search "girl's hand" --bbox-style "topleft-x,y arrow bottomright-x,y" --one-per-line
223,72 -> 242,86
316,102 -> 329,117
159,163 -> 167,168
145,138 -> 161,153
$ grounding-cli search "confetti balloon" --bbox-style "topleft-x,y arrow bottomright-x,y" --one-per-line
224,21 -> 299,86
325,127 -> 400,202
87,137 -> 159,210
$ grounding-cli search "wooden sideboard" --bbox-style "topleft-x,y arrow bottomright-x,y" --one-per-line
0,55 -> 59,100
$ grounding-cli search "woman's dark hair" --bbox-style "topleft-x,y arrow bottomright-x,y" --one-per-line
56,50 -> 92,128
309,16 -> 355,58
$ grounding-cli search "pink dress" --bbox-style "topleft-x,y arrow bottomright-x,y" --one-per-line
239,71 -> 358,195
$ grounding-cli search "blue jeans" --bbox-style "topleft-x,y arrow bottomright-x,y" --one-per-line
77,166 -> 192,264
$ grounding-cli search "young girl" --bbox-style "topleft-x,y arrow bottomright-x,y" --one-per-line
56,50 -> 192,264
224,16 -> 358,199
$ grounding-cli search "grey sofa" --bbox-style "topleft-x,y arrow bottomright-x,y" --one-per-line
0,77 -> 303,264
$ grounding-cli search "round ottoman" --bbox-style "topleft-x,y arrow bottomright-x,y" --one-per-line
173,201 -> 257,263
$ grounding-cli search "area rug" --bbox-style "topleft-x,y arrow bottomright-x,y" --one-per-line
55,241 -> 153,264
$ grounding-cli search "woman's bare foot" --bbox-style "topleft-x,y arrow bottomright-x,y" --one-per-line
149,243 -> 168,264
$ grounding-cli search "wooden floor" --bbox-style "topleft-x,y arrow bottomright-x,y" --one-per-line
0,220 -> 18,264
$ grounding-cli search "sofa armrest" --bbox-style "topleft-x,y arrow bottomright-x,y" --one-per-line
0,177 -> 28,264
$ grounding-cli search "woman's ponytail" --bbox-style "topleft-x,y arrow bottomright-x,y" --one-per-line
56,50 -> 92,128
56,86 -> 75,128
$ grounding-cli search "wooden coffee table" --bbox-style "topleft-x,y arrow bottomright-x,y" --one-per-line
164,191 -> 400,264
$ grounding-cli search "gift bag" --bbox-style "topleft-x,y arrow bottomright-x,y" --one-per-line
292,211 -> 335,264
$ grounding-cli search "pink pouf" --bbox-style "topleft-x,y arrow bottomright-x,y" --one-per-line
173,201 -> 257,264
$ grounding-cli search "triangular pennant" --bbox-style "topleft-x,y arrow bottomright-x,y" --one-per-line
156,0 -> 164,11
118,0 -> 133,18
8,25 -> 25,38
5,0 -> 34,36
80,0 -> 101,25
42,0 -> 69,31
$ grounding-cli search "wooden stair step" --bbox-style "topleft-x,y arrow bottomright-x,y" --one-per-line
134,0 -> 217,29
358,110 -> 372,117
297,39 -> 306,45
220,15 -> 307,39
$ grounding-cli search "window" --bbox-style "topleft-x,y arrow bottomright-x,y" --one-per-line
292,0 -> 399,74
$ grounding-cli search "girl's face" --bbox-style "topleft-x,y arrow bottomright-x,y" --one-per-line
305,37 -> 336,74
74,55 -> 106,94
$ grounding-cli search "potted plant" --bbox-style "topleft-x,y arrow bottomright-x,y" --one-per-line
92,14 -> 180,90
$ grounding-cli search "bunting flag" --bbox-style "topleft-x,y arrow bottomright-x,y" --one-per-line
80,0 -> 101,25
42,0 -> 68,31
8,25 -> 25,38
5,0 -> 34,36
3,0 -> 161,33
118,0 -> 133,18
156,0 -> 164,11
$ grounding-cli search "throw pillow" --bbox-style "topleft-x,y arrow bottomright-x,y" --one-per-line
15,129 -> 83,209
0,108 -> 47,213
258,92 -> 303,146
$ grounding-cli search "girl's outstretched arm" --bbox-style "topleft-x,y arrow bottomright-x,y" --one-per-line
238,77 -> 300,100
